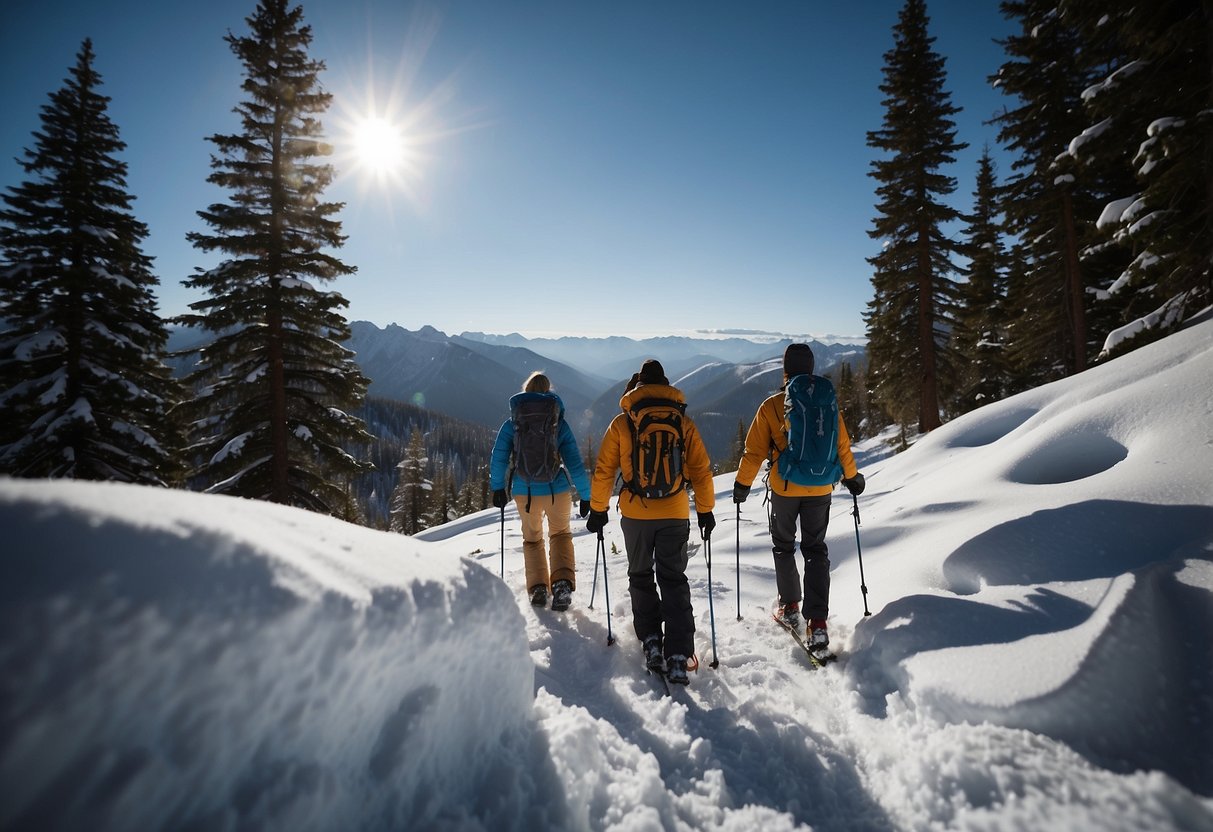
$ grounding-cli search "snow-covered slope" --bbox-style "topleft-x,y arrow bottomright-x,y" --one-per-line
0,486 -> 540,830
3,313 -> 1212,830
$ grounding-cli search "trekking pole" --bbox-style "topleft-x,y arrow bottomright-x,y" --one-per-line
589,533 -> 601,609
852,493 -> 871,617
735,502 -> 742,621
499,506 -> 506,579
598,531 -> 615,645
704,529 -> 719,669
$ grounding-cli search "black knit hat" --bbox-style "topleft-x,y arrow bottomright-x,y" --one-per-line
637,359 -> 668,385
783,343 -> 814,377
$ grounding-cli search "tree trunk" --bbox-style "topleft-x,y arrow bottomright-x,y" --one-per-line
1205,0 -> 1213,294
1061,190 -> 1087,373
917,227 -> 941,432
267,296 -> 289,503
268,98 -> 290,504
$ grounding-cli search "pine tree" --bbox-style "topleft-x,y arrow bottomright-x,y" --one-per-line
0,40 -> 181,483
390,428 -> 431,534
1064,0 -> 1213,356
456,467 -> 482,516
836,362 -> 869,441
727,417 -> 746,472
865,0 -> 966,433
583,431 -> 596,478
177,0 -> 370,513
952,149 -> 1010,413
478,464 -> 491,511
425,461 -> 455,528
992,0 -> 1108,379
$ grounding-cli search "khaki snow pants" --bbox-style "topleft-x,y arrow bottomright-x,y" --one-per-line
515,490 -> 576,591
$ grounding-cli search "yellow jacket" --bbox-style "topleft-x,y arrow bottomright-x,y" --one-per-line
736,388 -> 858,496
591,383 -> 716,520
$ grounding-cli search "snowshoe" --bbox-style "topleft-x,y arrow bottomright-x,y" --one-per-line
777,599 -> 801,629
808,620 -> 829,651
666,655 -> 689,686
642,634 -> 665,673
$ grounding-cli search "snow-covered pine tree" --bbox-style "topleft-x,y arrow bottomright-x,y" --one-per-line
1064,0 -> 1213,357
865,0 -> 966,434
425,461 -> 455,528
456,466 -> 482,516
992,0 -> 1109,381
177,0 -> 371,513
0,40 -> 182,483
389,428 -> 431,535
952,148 -> 1011,414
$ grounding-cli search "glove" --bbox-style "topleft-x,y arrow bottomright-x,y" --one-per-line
492,489 -> 508,509
697,511 -> 716,537
732,482 -> 750,504
841,473 -> 866,496
586,509 -> 609,535
579,499 -> 591,518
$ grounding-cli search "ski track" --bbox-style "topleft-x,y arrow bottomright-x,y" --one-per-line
508,514 -> 895,832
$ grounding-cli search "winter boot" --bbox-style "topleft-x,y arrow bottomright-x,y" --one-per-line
777,599 -> 801,629
666,655 -> 689,685
808,618 -> 829,650
642,634 -> 665,673
551,579 -> 573,611
529,585 -> 548,607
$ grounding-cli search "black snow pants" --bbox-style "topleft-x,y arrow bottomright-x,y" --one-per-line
620,516 -> 695,658
769,491 -> 832,621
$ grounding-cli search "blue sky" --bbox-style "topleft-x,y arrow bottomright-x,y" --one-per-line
1,1 -> 1015,341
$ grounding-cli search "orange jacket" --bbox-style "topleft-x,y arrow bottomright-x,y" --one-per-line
735,388 -> 858,496
590,383 -> 716,520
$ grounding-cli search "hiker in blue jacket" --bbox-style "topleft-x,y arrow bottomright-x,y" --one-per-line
490,372 -> 591,610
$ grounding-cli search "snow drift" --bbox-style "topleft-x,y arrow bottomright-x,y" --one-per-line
0,485 -> 547,830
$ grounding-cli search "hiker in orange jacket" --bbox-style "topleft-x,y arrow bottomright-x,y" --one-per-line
586,359 -> 715,685
732,343 -> 865,652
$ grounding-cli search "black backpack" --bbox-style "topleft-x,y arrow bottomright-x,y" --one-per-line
625,395 -> 687,499
511,395 -> 563,484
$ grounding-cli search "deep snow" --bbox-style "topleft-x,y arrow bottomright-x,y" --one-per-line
2,314 -> 1212,831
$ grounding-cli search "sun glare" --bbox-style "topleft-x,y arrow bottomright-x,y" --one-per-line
353,116 -> 408,177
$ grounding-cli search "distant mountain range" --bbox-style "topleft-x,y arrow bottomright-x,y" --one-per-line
351,324 -> 866,459
458,330 -> 863,379
167,322 -> 866,462
343,323 -> 606,430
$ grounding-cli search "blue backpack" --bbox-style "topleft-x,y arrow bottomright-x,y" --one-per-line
776,374 -> 842,487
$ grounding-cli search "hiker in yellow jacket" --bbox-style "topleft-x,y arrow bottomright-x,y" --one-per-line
587,359 -> 716,685
733,344 -> 865,652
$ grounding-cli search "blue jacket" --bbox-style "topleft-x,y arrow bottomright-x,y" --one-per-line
490,392 -> 591,499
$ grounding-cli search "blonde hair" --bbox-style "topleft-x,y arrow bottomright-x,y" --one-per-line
523,372 -> 551,393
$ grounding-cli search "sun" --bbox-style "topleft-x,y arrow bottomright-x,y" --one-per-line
352,116 -> 408,177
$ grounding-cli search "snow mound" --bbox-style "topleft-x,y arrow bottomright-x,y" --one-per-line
0,481 -> 544,831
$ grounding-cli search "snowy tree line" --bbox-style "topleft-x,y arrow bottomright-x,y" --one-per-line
864,0 -> 1211,437
355,397 -> 496,532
